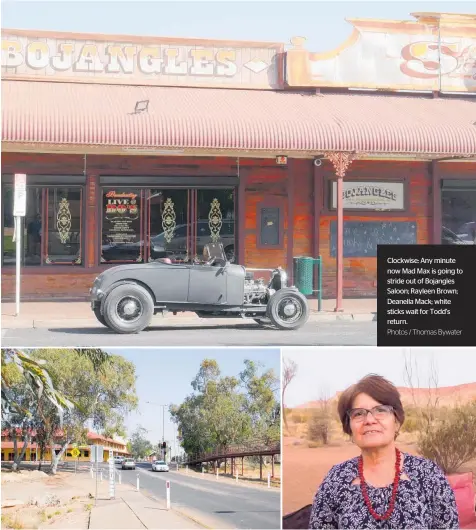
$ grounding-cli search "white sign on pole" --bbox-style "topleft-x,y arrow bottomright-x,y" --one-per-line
108,454 -> 115,499
13,174 -> 27,217
13,174 -> 27,317
90,445 -> 104,463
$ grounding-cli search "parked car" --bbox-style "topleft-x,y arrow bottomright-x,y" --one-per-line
90,242 -> 309,334
121,458 -> 136,470
442,226 -> 474,245
152,460 -> 169,472
114,456 -> 124,465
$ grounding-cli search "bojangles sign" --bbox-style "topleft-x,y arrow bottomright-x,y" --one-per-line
286,13 -> 476,93
1,29 -> 282,89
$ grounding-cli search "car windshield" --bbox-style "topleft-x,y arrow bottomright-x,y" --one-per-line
156,461 -> 166,465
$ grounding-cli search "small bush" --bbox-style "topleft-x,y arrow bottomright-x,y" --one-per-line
84,503 -> 93,512
401,416 -> 421,433
418,402 -> 476,474
308,410 -> 331,445
2,515 -> 25,530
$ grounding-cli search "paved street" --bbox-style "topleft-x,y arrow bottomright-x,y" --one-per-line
1,320 -> 377,346
119,463 -> 280,529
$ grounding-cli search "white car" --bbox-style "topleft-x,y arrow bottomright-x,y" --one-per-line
152,460 -> 169,472
122,458 -> 136,470
114,456 -> 124,465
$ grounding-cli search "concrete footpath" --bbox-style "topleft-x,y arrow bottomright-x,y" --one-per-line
1,299 -> 376,329
87,483 -> 203,529
46,471 -> 203,529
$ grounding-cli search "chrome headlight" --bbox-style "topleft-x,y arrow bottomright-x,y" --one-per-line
279,269 -> 288,288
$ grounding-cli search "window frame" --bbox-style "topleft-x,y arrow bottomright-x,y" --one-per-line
1,181 -> 86,268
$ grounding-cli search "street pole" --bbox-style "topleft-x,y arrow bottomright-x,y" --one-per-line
13,173 -> 27,317
15,217 -> 21,316
95,444 -> 99,506
162,405 -> 165,460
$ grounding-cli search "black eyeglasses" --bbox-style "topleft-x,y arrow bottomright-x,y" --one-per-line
347,405 -> 395,422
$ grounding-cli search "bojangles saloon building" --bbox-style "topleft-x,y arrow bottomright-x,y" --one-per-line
2,12 -> 476,305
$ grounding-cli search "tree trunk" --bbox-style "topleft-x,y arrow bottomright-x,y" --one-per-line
13,434 -> 30,471
12,436 -> 19,471
51,439 -> 71,475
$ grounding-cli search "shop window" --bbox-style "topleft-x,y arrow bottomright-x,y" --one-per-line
1,184 -> 84,266
1,452 -> 4,461
442,180 -> 476,245
66,452 -> 72,457
84,450 -> 89,457
101,188 -> 144,263
30,452 -> 37,461
46,188 -> 82,265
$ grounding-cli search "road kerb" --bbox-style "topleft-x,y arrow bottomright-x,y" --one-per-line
141,490 -> 210,529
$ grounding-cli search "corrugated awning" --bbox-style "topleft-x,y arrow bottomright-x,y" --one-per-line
2,80 -> 476,155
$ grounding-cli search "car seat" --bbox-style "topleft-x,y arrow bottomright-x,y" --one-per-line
203,243 -> 227,266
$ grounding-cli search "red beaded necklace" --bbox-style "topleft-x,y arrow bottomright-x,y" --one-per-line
358,448 -> 401,521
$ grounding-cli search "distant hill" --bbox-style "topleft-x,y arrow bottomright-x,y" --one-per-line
293,382 -> 476,409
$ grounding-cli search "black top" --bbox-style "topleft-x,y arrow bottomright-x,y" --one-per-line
309,453 -> 459,529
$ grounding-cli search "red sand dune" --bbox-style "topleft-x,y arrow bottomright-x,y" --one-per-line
294,382 -> 476,410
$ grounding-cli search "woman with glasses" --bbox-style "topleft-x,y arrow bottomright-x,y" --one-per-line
309,374 -> 459,529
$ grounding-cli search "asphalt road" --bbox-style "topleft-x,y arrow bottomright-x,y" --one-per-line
1,321 -> 377,347
119,463 -> 280,529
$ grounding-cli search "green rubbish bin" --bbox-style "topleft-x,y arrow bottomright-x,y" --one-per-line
293,256 -> 314,296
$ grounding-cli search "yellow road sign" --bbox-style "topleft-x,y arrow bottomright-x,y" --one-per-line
71,448 -> 81,458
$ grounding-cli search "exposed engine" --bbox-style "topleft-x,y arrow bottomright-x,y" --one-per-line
243,277 -> 270,305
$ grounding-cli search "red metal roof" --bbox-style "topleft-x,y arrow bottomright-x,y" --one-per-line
2,80 -> 476,155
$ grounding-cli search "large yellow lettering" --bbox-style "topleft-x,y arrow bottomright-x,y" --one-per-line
51,43 -> 74,71
216,50 -> 237,77
164,48 -> 187,75
26,41 -> 49,69
106,45 -> 137,74
74,44 -> 104,72
190,49 -> 214,76
138,46 -> 162,74
1,39 -> 24,67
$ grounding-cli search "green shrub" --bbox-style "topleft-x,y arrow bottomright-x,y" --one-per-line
418,402 -> 476,474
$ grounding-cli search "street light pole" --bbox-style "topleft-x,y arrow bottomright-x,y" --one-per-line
146,401 -> 169,461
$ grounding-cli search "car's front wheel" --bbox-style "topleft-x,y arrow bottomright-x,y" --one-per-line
266,289 -> 309,330
103,283 -> 154,334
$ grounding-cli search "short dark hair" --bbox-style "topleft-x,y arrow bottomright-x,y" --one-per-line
337,374 -> 405,435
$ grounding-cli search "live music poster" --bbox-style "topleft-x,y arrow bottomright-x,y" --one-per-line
101,189 -> 142,262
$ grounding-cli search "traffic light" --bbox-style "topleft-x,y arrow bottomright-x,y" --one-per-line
162,442 -> 166,450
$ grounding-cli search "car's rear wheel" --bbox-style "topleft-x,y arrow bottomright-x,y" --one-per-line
103,283 -> 154,334
93,305 -> 107,327
266,289 -> 309,330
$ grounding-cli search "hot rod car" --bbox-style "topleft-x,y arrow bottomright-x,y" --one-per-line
90,242 -> 309,334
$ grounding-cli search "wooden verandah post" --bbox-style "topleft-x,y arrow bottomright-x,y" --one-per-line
326,151 -> 357,312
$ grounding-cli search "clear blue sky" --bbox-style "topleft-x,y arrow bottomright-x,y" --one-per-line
107,347 -> 280,455
283,347 -> 476,408
2,1 -> 475,52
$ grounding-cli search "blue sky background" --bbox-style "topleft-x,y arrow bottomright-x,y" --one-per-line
106,348 -> 280,456
283,347 -> 476,408
2,1 -> 475,52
